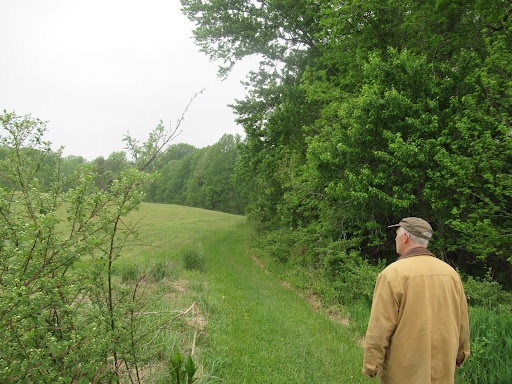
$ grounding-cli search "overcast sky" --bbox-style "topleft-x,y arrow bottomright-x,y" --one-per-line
0,1 -> 255,160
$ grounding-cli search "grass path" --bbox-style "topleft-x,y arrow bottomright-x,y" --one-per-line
125,203 -> 367,383
197,216 -> 367,383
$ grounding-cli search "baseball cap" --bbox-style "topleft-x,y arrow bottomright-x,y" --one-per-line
388,217 -> 433,240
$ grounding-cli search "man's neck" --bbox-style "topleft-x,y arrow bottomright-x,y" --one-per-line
400,244 -> 427,256
398,246 -> 433,260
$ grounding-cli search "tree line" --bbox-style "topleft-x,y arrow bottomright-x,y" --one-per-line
144,133 -> 246,214
181,0 -> 512,288
0,133 -> 246,215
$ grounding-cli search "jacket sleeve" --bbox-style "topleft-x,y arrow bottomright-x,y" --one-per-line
363,272 -> 399,379
456,280 -> 471,366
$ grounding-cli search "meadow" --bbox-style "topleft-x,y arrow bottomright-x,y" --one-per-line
120,202 -> 512,384
115,202 -> 370,383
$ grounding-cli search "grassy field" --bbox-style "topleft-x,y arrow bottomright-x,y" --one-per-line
113,202 -> 512,384
119,203 -> 367,383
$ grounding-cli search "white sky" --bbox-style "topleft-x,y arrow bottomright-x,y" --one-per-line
0,0 -> 255,160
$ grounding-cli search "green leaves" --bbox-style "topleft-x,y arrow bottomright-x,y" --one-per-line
181,0 -> 321,76
169,348 -> 197,384
185,0 -> 512,294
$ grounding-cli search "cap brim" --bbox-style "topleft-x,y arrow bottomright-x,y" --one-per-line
388,224 -> 401,228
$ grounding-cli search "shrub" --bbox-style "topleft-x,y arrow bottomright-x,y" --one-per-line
0,110 -> 181,383
257,228 -> 305,264
321,243 -> 382,306
462,272 -> 512,311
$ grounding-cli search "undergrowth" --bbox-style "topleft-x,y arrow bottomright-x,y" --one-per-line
113,245 -> 217,384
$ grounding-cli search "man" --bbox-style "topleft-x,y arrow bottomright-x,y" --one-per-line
363,217 -> 470,383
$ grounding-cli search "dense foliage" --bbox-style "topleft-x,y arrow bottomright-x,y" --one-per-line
0,133 -> 246,216
182,0 -> 512,284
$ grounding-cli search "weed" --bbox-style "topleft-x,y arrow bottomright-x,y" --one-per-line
182,245 -> 206,272
169,347 -> 197,384
462,272 -> 512,311
120,263 -> 140,282
151,257 -> 177,282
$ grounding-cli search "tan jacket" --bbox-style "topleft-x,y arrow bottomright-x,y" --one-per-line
363,248 -> 470,383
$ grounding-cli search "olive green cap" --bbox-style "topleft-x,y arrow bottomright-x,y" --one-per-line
388,217 -> 433,240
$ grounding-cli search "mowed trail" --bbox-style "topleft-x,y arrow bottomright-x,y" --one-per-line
199,218 -> 367,383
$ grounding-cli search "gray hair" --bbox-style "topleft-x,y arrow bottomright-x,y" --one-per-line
403,228 -> 432,247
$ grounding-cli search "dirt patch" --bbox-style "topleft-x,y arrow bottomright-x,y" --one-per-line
172,280 -> 187,293
250,252 -> 269,274
250,252 -> 351,327
185,311 -> 207,332
325,305 -> 350,326
304,292 -> 350,326
164,279 -> 188,300
306,292 -> 323,311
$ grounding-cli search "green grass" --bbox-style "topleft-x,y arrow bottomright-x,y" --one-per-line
117,203 -> 367,383
200,228 -> 366,383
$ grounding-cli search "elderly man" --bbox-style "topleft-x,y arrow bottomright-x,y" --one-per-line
363,217 -> 470,383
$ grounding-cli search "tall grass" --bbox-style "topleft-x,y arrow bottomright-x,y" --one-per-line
456,307 -> 512,384
181,244 -> 206,272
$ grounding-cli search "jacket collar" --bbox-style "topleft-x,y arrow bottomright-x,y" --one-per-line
397,247 -> 434,261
